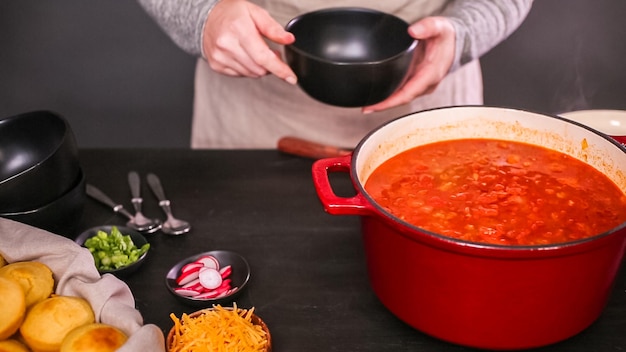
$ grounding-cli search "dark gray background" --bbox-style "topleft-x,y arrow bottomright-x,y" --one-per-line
1,0 -> 625,148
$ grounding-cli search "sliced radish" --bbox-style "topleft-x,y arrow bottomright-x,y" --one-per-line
219,265 -> 232,278
195,290 -> 221,299
217,278 -> 231,290
176,269 -> 201,286
182,279 -> 204,292
181,262 -> 204,273
174,288 -> 201,297
211,283 -> 231,296
215,289 -> 232,298
195,255 -> 219,270
173,255 -> 241,300
198,267 -> 222,289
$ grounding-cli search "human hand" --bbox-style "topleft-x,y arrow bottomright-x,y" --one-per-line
202,0 -> 297,84
362,16 -> 456,113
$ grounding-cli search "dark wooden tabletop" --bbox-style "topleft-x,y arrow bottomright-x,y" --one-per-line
76,149 -> 625,352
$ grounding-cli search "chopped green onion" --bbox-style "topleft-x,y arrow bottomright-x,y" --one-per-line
84,226 -> 149,271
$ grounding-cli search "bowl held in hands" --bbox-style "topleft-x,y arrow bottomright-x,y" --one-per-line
284,7 -> 417,107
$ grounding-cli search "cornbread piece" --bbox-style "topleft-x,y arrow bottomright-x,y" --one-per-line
61,323 -> 128,352
0,338 -> 31,352
0,261 -> 54,308
20,296 -> 95,352
0,276 -> 26,340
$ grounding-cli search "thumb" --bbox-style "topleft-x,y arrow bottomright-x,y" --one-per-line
408,17 -> 446,40
250,5 -> 295,45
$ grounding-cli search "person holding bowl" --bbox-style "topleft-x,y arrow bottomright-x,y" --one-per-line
137,0 -> 533,149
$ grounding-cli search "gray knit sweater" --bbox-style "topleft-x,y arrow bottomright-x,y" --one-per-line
136,0 -> 533,73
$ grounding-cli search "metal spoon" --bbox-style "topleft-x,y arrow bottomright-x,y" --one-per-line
86,184 -> 161,234
146,173 -> 191,235
128,171 -> 162,233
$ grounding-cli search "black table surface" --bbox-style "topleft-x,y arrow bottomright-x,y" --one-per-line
76,149 -> 625,351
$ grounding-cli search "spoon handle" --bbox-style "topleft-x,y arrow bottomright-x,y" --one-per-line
146,173 -> 168,202
147,174 -> 178,223
128,171 -> 145,213
277,136 -> 352,159
86,184 -> 134,220
128,171 -> 141,199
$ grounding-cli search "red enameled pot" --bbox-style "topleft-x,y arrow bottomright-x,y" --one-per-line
312,106 -> 626,350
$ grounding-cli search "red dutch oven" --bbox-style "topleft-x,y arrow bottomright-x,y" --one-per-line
312,106 -> 626,350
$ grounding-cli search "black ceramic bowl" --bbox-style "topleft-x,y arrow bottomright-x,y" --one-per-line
0,169 -> 86,238
75,225 -> 149,278
0,110 -> 80,212
284,7 -> 417,107
166,250 -> 251,307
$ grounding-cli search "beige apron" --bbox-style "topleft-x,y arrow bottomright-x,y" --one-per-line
191,0 -> 483,149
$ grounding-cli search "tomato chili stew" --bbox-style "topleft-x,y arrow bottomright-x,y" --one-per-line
364,138 -> 626,246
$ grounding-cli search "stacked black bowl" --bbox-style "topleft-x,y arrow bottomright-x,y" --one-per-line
0,111 -> 85,237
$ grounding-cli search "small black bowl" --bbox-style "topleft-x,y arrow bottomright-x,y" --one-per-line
75,225 -> 149,277
284,7 -> 417,107
166,250 -> 251,307
0,169 -> 86,238
0,110 -> 81,212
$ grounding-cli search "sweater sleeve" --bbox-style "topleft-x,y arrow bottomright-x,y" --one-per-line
136,0 -> 219,57
442,0 -> 533,72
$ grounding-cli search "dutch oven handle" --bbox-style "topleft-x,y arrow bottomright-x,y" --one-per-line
311,155 -> 374,216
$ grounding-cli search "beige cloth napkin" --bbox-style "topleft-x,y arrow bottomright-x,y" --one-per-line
0,218 -> 165,352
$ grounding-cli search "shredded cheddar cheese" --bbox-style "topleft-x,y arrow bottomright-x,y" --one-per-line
169,304 -> 268,352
